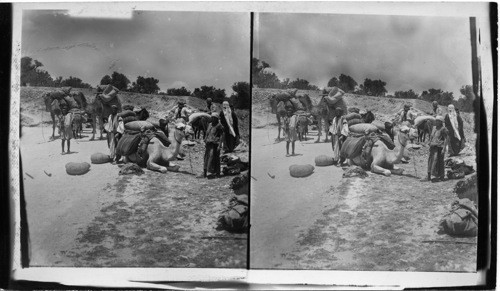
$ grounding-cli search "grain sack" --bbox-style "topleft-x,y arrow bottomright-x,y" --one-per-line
349,123 -> 379,134
122,116 -> 137,124
348,107 -> 360,113
289,97 -> 305,111
323,87 -> 345,106
289,164 -> 315,178
63,96 -> 79,109
344,113 -> 362,121
90,152 -> 111,164
188,112 -> 211,123
347,118 -> 363,127
65,162 -> 91,175
315,155 -> 335,167
116,132 -> 142,156
118,110 -> 136,118
275,93 -> 292,103
371,120 -> 386,131
439,198 -> 478,237
124,120 -> 154,131
414,115 -> 435,127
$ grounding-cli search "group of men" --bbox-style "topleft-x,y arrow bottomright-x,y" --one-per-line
397,101 -> 467,182
169,99 -> 240,178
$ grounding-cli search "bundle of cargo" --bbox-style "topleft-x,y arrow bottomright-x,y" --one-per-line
349,123 -> 379,134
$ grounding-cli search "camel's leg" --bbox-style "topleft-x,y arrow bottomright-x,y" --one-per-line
276,115 -> 281,141
371,163 -> 391,176
147,158 -> 168,173
390,166 -> 404,175
51,113 -> 56,140
324,119 -> 330,143
315,118 -> 321,143
90,115 -> 96,140
99,117 -> 104,140
167,164 -> 180,172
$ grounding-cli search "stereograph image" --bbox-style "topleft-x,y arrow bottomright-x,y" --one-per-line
251,13 -> 479,271
19,10 -> 250,267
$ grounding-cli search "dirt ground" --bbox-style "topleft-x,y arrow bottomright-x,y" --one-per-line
20,115 -> 247,268
250,118 -> 477,271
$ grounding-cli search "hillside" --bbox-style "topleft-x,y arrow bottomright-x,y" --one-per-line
252,88 -> 463,126
20,86 -> 249,143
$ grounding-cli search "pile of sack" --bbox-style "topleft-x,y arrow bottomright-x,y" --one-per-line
438,198 -> 478,237
445,158 -> 475,180
217,171 -> 249,233
221,154 -> 249,176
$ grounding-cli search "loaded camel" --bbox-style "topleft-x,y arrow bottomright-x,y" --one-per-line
42,88 -> 87,140
346,126 -> 412,176
85,87 -> 122,140
269,90 -> 313,142
124,122 -> 193,173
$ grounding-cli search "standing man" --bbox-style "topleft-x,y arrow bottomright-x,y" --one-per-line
426,115 -> 449,182
105,105 -> 124,164
329,108 -> 349,164
202,112 -> 224,179
432,101 -> 443,117
59,105 -> 73,155
219,101 -> 240,153
399,104 -> 415,125
444,104 -> 465,156
206,98 -> 214,113
170,100 -> 191,122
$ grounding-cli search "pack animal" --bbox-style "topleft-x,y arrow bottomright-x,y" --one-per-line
125,123 -> 193,173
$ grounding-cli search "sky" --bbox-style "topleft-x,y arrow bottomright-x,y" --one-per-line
22,10 -> 250,94
254,13 -> 472,98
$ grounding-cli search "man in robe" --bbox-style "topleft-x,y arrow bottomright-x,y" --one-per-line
426,115 -> 449,182
219,101 -> 240,153
202,112 -> 224,178
444,104 -> 465,156
105,105 -> 124,163
329,108 -> 349,164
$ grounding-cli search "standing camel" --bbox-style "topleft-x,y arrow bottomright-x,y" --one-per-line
42,90 -> 85,140
86,90 -> 122,140
269,91 -> 313,141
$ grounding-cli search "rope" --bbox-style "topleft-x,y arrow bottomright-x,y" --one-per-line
41,109 -> 46,142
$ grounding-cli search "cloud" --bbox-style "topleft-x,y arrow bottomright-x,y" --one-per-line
256,13 -> 471,97
22,10 -> 250,93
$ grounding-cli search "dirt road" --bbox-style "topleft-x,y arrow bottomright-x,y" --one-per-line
20,125 -> 247,268
250,126 -> 477,271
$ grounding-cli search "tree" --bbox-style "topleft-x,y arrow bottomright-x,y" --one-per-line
167,86 -> 192,96
230,81 -> 250,109
327,77 -> 339,88
421,88 -> 455,106
338,74 -> 357,93
286,78 -> 319,90
394,89 -> 419,99
59,76 -> 92,88
99,72 -> 130,90
363,78 -> 387,96
252,58 -> 283,89
130,76 -> 160,94
100,75 -> 112,85
456,85 -> 475,112
192,85 -> 226,103
21,56 -> 54,86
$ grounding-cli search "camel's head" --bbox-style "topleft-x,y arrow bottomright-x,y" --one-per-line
174,122 -> 193,138
398,125 -> 415,147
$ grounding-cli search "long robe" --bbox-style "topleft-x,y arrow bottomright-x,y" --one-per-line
329,116 -> 348,162
204,122 -> 224,176
220,110 -> 240,152
105,114 -> 124,159
444,113 -> 465,156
